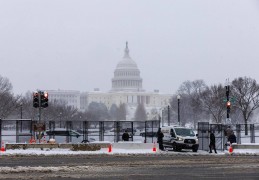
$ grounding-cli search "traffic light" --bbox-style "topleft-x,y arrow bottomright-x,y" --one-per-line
227,101 -> 231,118
40,91 -> 48,108
226,86 -> 230,98
225,85 -> 231,119
227,101 -> 231,107
33,91 -> 39,108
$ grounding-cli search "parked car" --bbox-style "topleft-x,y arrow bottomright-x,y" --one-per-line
140,131 -> 157,137
139,128 -> 158,137
45,128 -> 82,138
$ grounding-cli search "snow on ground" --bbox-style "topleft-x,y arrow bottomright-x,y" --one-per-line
0,148 -> 158,156
0,149 -> 259,175
1,147 -> 259,156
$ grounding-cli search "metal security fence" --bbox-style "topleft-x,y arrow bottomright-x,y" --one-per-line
198,122 -> 259,151
0,119 -> 160,144
0,119 -> 33,145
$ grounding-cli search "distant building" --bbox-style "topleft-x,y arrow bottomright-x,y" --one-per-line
84,42 -> 172,119
111,42 -> 143,92
47,43 -> 173,120
47,90 -> 80,109
86,90 -> 171,110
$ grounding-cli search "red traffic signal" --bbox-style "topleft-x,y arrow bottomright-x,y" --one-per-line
40,91 -> 48,108
226,101 -> 231,107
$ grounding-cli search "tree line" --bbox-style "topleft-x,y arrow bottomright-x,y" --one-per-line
168,77 -> 259,132
0,74 -> 147,122
1,74 -> 259,130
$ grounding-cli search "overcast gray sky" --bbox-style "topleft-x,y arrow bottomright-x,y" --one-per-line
1,0 -> 259,95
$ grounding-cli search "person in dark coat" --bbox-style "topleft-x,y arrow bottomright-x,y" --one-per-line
122,130 -> 130,141
157,128 -> 164,151
224,126 -> 233,150
209,131 -> 217,154
228,132 -> 236,144
225,126 -> 233,139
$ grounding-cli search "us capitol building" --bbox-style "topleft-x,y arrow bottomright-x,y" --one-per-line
48,43 -> 172,120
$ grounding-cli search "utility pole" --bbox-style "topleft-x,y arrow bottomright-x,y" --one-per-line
177,95 -> 181,126
168,105 -> 170,126
226,85 -> 231,122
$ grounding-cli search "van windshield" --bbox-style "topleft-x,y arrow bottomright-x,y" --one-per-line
174,128 -> 195,137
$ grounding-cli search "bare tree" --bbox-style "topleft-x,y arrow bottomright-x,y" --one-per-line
19,91 -> 38,120
116,103 -> 127,120
176,80 -> 208,128
149,108 -> 159,120
0,75 -> 21,118
109,104 -> 118,120
134,103 -> 147,121
198,84 -> 226,123
231,77 -> 259,135
86,102 -> 109,121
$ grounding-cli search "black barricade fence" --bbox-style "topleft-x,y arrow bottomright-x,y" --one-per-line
198,122 -> 258,151
0,119 -> 160,144
0,119 -> 33,144
2,120 -> 258,146
197,122 -> 209,151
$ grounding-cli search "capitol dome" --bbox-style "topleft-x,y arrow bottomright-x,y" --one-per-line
111,42 -> 143,92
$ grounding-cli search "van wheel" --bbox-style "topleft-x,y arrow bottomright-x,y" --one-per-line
172,143 -> 177,151
192,148 -> 198,152
176,147 -> 182,152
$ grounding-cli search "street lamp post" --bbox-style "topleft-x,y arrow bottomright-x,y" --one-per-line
168,104 -> 170,126
20,103 -> 23,132
177,95 -> 181,126
161,109 -> 165,127
20,103 -> 23,119
59,112 -> 62,128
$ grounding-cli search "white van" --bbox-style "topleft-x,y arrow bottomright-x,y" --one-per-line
161,125 -> 199,152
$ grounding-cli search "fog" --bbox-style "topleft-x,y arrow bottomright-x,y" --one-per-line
1,0 -> 259,95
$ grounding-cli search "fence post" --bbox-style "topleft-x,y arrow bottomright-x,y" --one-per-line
83,121 -> 88,142
250,124 -> 255,143
236,124 -> 241,144
66,121 -> 72,143
131,122 -> 134,141
99,121 -> 104,141
0,118 -> 2,145
116,121 -> 120,142
49,121 -> 55,139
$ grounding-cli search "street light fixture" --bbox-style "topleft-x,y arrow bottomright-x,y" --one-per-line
20,103 -> 23,119
161,109 -> 165,127
20,103 -> 23,132
168,104 -> 170,126
177,95 -> 181,126
59,112 -> 62,128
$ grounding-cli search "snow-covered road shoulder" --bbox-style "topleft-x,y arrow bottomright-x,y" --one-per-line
1,148 -> 259,156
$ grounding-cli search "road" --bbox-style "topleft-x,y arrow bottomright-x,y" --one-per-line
0,153 -> 259,179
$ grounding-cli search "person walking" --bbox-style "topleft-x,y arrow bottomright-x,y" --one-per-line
228,132 -> 237,144
225,126 -> 233,139
122,130 -> 130,141
209,131 -> 217,154
157,128 -> 164,151
224,126 -> 234,150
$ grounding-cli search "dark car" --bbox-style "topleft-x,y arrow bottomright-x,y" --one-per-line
140,131 -> 157,137
46,128 -> 81,138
